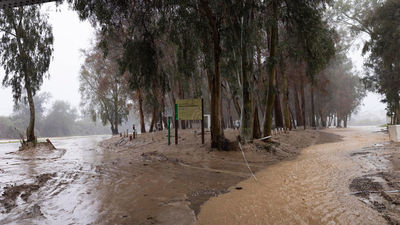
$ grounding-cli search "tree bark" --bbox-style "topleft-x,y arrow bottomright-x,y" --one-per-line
300,78 -> 306,129
282,69 -> 291,130
137,89 -> 146,133
294,83 -> 303,126
274,79 -> 284,128
149,105 -> 157,132
252,105 -> 261,139
263,0 -> 278,137
240,41 -> 252,140
110,124 -> 118,135
311,85 -> 316,128
25,80 -> 36,142
178,80 -> 186,129
320,110 -> 326,128
200,0 -> 225,149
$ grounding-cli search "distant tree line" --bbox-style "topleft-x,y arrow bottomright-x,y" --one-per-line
0,92 -> 110,139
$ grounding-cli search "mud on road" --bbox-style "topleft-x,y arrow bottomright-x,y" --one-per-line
0,129 -> 339,224
197,128 -> 390,225
349,142 -> 400,224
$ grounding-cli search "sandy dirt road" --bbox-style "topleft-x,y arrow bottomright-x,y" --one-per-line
197,128 -> 389,225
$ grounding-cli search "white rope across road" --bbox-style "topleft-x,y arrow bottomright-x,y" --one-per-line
238,141 -> 257,181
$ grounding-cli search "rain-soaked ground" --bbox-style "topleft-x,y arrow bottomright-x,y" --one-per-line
0,135 -> 110,224
197,128 -> 397,225
1,127 -> 397,225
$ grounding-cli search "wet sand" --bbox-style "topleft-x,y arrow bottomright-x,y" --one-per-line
197,128 -> 389,225
0,129 -> 339,224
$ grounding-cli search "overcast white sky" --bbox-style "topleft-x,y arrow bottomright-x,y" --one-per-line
0,2 -> 387,121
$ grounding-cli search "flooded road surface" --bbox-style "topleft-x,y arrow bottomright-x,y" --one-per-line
197,128 -> 389,225
0,135 -> 110,225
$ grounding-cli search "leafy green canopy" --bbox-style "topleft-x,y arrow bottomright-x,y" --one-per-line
0,6 -> 53,104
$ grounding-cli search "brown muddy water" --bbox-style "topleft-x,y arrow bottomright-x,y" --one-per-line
0,128 -> 393,225
0,135 -> 110,224
197,128 -> 390,225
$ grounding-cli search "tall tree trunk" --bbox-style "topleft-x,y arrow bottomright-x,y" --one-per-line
137,89 -> 146,133
113,120 -> 119,135
294,83 -> 303,126
240,43 -> 252,140
300,78 -> 306,129
110,123 -> 117,136
25,81 -> 36,142
178,80 -> 186,129
232,95 -> 241,118
274,80 -> 284,128
252,105 -> 261,139
395,100 -> 400,124
320,110 -> 326,128
344,115 -> 348,128
333,115 -> 336,127
149,106 -> 157,132
290,108 -> 297,129
282,70 -> 291,130
200,0 -> 225,149
228,99 -> 234,129
113,90 -> 119,135
311,85 -> 316,128
263,0 -> 278,137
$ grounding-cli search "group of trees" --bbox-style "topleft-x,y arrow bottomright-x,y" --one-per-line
362,0 -> 400,124
71,0 -> 365,149
1,0 -> 384,148
332,0 -> 399,125
0,92 -> 110,139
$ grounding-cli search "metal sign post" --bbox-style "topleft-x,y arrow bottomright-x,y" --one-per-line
175,103 -> 178,145
168,116 -> 171,145
201,98 -> 204,144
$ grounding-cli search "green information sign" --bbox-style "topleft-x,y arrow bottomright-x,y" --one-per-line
176,99 -> 202,120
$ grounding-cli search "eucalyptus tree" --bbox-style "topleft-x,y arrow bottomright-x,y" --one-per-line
0,6 -> 53,143
363,0 -> 400,124
261,0 -> 334,135
79,40 -> 129,135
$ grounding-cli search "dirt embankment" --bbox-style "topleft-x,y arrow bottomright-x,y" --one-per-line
96,128 -> 341,224
349,141 -> 400,224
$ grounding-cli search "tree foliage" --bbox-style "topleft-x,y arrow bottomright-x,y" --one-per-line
362,0 -> 400,124
0,5 -> 53,142
79,35 -> 129,134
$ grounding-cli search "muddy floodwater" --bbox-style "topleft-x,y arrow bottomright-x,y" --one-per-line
197,128 -> 390,225
0,127 -> 395,225
0,135 -> 110,224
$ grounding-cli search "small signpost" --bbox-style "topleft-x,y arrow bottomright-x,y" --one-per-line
174,98 -> 204,145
